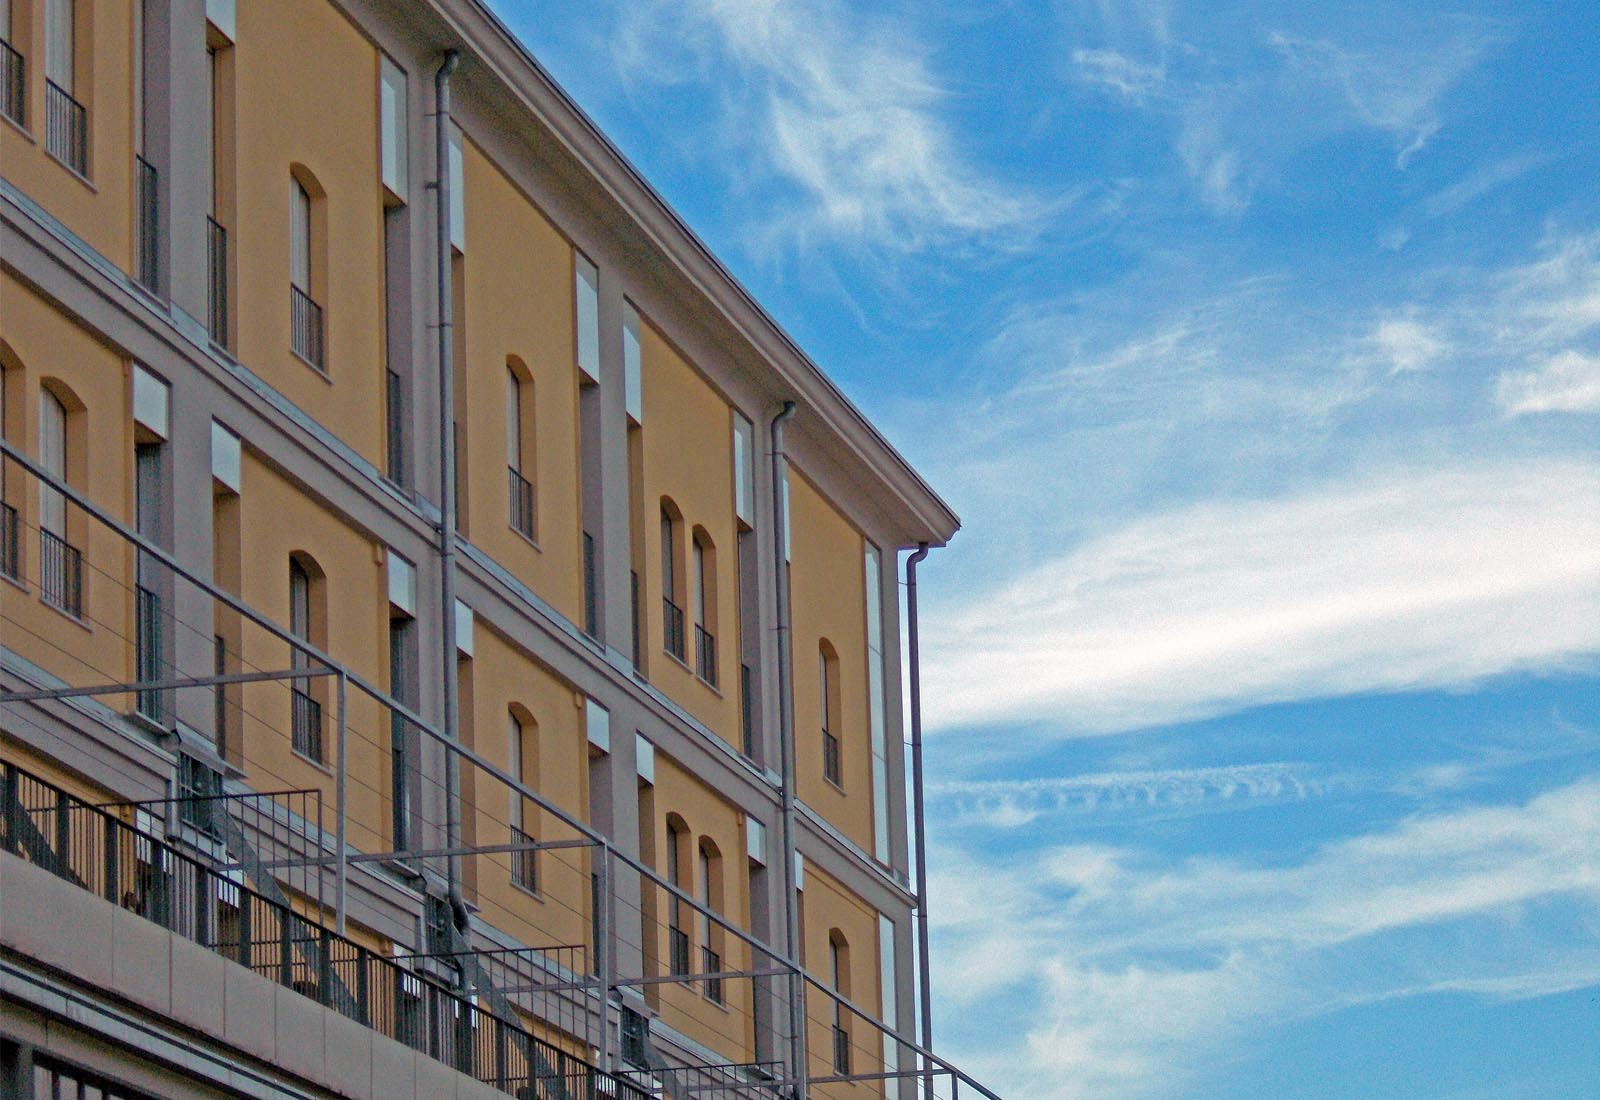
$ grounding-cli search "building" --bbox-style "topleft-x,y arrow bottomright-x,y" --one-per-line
0,2 -> 994,1098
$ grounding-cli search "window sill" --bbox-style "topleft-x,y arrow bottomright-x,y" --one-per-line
1,113 -> 32,143
509,879 -> 544,904
291,747 -> 334,775
44,149 -> 94,190
290,349 -> 332,381
509,525 -> 541,552
40,597 -> 93,633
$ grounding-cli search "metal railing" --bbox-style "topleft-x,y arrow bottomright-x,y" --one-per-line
0,39 -> 24,128
39,527 -> 82,617
662,597 -> 685,662
694,624 -> 717,688
291,687 -> 323,762
135,155 -> 159,292
668,926 -> 690,978
619,1060 -> 783,1099
740,663 -> 755,758
508,466 -> 535,539
0,762 -> 648,1100
206,217 -> 229,346
45,78 -> 86,175
822,727 -> 841,786
833,1023 -> 851,1074
582,531 -> 598,638
291,285 -> 325,369
134,585 -> 164,722
509,825 -> 537,893
702,945 -> 723,1004
385,369 -> 405,485
630,569 -> 641,669
0,500 -> 18,581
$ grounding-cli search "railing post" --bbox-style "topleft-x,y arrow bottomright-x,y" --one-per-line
596,847 -> 614,1072
54,790 -> 70,875
280,910 -> 294,988
318,925 -> 334,1007
335,669 -> 347,934
103,813 -> 119,904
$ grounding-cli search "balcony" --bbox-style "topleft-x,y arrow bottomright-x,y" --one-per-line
291,284 -> 325,370
833,1023 -> 851,1074
291,686 -> 323,762
0,38 -> 23,128
0,762 -> 649,1100
39,527 -> 82,618
135,155 -> 160,292
663,596 -> 686,662
507,466 -> 535,539
694,623 -> 718,688
822,726 -> 841,787
206,217 -> 229,346
0,500 -> 17,581
44,78 -> 86,176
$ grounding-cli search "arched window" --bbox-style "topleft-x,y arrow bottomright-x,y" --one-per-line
829,930 -> 852,1073
697,838 -> 724,1002
508,706 -> 538,891
660,499 -> 685,660
664,814 -> 690,976
289,167 -> 326,369
506,359 -> 536,538
38,382 -> 82,616
288,553 -> 327,761
691,527 -> 717,687
819,640 -> 841,786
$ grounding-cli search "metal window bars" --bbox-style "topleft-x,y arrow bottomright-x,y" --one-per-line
507,465 -> 535,539
695,624 -> 717,688
833,1022 -> 851,1075
134,584 -> 164,722
0,500 -> 18,581
509,825 -> 537,893
206,217 -> 229,346
662,596 -> 686,661
703,945 -> 723,1004
822,726 -> 841,786
135,155 -> 160,292
44,78 -> 86,175
291,284 -> 325,369
39,526 -> 83,617
291,686 -> 324,762
630,569 -> 642,669
385,368 -> 405,485
0,762 -> 650,1100
582,530 -> 598,638
0,38 -> 23,128
740,663 -> 755,758
668,925 -> 691,978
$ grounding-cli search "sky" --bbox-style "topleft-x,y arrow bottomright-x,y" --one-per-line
493,2 -> 1600,1097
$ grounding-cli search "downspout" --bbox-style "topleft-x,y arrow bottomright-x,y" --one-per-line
432,49 -> 468,940
906,542 -> 935,1083
769,401 -> 806,1100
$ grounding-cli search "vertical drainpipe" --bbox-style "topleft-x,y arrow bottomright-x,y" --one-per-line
769,401 -> 806,1100
433,49 -> 467,940
905,541 -> 935,1083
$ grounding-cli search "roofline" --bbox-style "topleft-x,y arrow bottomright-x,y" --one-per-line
425,0 -> 961,546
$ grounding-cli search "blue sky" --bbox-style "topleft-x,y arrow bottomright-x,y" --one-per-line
494,2 -> 1600,1096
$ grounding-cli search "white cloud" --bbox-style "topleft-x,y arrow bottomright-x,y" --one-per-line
929,762 -> 1329,828
1497,350 -> 1600,415
932,777 -> 1600,1099
1071,47 -> 1167,104
613,0 -> 1036,250
923,459 -> 1600,736
1372,316 -> 1447,374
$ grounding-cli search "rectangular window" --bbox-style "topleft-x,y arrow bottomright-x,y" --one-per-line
45,0 -> 72,91
623,302 -> 642,423
575,253 -> 599,380
448,129 -> 464,250
733,413 -> 754,526
379,55 -> 407,198
865,544 -> 890,861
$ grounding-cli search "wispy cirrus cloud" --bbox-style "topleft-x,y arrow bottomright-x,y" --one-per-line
933,776 -> 1600,1099
612,0 -> 1039,251
1061,4 -> 1498,212
923,458 -> 1600,735
1497,350 -> 1600,415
